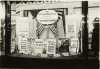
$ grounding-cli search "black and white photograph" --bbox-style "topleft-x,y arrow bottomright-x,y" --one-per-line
0,0 -> 100,69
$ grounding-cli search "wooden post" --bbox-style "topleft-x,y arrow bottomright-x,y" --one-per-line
5,1 -> 11,55
82,1 -> 88,56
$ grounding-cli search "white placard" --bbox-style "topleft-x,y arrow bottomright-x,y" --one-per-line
46,39 -> 56,55
31,39 -> 56,55
18,32 -> 31,54
69,38 -> 79,55
18,37 -> 29,54
31,39 -> 44,55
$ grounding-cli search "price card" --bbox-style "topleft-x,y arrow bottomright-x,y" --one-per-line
18,33 -> 30,54
46,39 -> 56,55
31,39 -> 44,56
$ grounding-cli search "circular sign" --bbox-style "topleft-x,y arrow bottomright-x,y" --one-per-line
37,10 -> 58,24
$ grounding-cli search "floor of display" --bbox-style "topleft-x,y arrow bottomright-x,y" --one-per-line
9,53 -> 97,59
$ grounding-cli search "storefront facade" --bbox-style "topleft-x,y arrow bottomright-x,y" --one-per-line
0,1 -> 99,68
0,1 -> 99,58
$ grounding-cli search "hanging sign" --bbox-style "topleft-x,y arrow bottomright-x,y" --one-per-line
37,10 -> 58,24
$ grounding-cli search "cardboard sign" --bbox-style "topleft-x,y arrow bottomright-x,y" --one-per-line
69,38 -> 79,55
31,39 -> 56,56
37,10 -> 58,24
46,39 -> 56,55
31,39 -> 44,55
18,32 -> 31,54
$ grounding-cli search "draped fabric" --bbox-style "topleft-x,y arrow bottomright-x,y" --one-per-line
29,19 -> 38,39
37,23 -> 57,39
36,23 -> 44,37
49,24 -> 57,35
57,16 -> 65,38
29,15 -> 65,39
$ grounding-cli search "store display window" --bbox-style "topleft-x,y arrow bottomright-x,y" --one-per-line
9,2 -> 84,58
